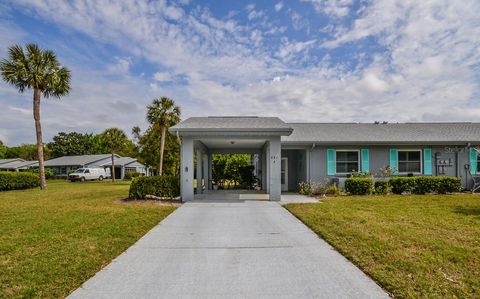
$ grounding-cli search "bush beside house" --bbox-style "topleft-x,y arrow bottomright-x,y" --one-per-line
345,178 -> 374,195
129,176 -> 180,199
390,176 -> 461,194
0,172 -> 39,191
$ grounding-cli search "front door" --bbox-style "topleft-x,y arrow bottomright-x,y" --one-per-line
281,157 -> 288,191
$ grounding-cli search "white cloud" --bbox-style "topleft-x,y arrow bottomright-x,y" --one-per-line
302,0 -> 354,18
2,0 -> 480,144
153,72 -> 172,82
106,57 -> 132,75
274,2 -> 284,12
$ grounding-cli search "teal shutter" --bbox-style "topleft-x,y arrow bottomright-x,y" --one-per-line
469,148 -> 478,175
327,149 -> 336,176
423,148 -> 432,175
389,149 -> 398,175
361,149 -> 370,172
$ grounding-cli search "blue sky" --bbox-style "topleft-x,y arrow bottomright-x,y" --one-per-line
1,0 -> 480,145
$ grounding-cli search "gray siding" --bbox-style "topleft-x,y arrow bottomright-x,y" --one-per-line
283,144 -> 474,190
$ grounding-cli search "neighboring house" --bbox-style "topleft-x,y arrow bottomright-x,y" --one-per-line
170,116 -> 480,201
0,158 -> 38,171
100,157 -> 150,179
44,154 -> 148,179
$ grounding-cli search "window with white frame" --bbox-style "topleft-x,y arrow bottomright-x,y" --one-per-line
336,150 -> 359,173
398,150 -> 422,173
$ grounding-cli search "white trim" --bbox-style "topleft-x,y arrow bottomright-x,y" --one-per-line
397,149 -> 422,175
335,149 -> 360,175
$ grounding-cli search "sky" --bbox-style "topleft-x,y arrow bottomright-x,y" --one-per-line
0,0 -> 480,145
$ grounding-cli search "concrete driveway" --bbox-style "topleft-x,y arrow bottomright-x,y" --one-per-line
69,200 -> 388,299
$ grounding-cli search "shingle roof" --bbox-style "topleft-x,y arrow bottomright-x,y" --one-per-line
0,160 -> 37,170
44,154 -> 114,167
282,123 -> 480,144
0,158 -> 25,165
170,117 -> 293,134
100,157 -> 138,166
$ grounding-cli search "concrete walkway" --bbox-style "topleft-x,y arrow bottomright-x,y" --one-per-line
69,200 -> 389,299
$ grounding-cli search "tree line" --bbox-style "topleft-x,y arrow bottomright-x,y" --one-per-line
1,43 -> 181,188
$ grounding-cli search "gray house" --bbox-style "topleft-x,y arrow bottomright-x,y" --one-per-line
170,116 -> 480,202
0,158 -> 38,171
44,154 -> 148,179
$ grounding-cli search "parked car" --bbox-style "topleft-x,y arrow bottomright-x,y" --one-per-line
69,168 -> 108,182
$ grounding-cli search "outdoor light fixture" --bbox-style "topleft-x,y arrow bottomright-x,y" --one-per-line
230,141 -> 235,145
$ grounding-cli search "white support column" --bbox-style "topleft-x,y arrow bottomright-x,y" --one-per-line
265,143 -> 270,193
181,137 -> 194,201
196,146 -> 203,194
202,152 -> 208,191
268,137 -> 282,201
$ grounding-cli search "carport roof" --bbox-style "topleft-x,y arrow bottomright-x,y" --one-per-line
170,116 -> 293,135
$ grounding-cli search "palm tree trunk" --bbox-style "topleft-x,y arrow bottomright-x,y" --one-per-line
159,126 -> 166,175
111,153 -> 115,182
33,88 -> 46,190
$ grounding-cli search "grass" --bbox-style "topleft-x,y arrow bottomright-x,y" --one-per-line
284,194 -> 480,298
0,180 -> 177,298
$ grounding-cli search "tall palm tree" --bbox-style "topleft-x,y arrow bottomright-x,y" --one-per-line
146,97 -> 180,175
0,44 -> 71,189
102,128 -> 128,182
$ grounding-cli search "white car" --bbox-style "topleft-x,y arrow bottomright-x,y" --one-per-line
69,167 -> 109,182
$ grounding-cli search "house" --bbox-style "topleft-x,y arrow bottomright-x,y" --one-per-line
169,116 -> 480,201
0,158 -> 38,171
44,154 -> 148,179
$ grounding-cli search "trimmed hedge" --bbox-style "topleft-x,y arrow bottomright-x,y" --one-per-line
374,180 -> 390,195
128,176 -> 180,199
389,176 -> 461,194
345,177 -> 374,195
0,172 -> 39,191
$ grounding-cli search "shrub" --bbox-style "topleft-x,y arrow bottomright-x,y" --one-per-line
0,172 -> 39,191
345,177 -> 374,195
28,168 -> 55,179
390,176 -> 461,194
298,178 -> 330,197
374,180 -> 390,195
389,177 -> 416,194
298,181 -> 314,196
437,177 -> 461,194
129,176 -> 180,199
124,172 -> 143,181
325,183 -> 340,196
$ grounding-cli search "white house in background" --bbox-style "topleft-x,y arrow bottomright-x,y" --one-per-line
43,154 -> 148,179
0,158 -> 38,171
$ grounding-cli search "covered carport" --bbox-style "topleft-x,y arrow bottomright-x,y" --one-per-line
169,117 -> 293,202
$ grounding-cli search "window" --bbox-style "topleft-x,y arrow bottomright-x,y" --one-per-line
336,151 -> 359,173
477,153 -> 480,173
398,150 -> 421,173
125,167 -> 137,173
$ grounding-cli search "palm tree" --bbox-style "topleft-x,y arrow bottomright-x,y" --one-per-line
146,97 -> 180,175
0,44 -> 71,189
102,128 -> 128,182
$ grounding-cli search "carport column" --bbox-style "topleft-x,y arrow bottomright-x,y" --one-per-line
268,137 -> 281,201
181,137 -> 194,201
196,146 -> 203,194
202,152 -> 208,190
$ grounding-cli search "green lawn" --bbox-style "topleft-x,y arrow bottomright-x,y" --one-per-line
0,181 -> 177,298
285,195 -> 480,298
